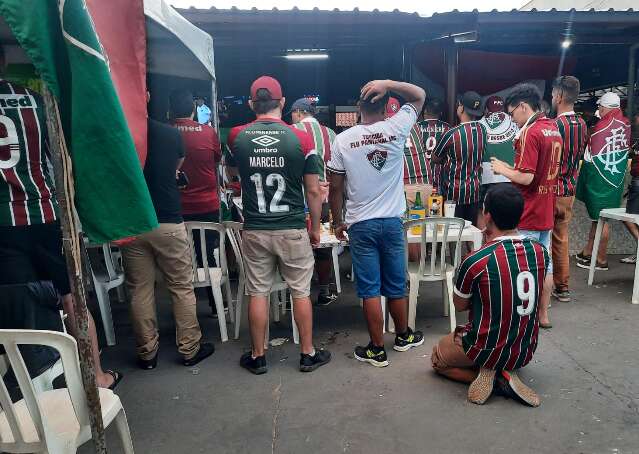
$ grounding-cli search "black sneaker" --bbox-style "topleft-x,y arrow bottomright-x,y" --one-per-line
240,351 -> 267,375
299,349 -> 332,372
316,292 -> 339,306
393,327 -> 425,352
138,351 -> 158,370
183,343 -> 215,367
354,343 -> 389,367
551,288 -> 571,303
575,252 -> 591,264
576,260 -> 608,271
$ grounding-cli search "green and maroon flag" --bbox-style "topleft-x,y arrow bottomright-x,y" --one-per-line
0,0 -> 157,243
576,109 -> 631,219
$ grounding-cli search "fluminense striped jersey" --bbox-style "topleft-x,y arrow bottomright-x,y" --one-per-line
418,119 -> 450,189
454,235 -> 549,371
0,80 -> 58,227
403,123 -> 432,185
555,112 -> 588,197
434,121 -> 487,204
293,117 -> 336,182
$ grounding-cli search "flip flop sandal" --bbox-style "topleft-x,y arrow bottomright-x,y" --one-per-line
106,370 -> 123,390
539,322 -> 553,329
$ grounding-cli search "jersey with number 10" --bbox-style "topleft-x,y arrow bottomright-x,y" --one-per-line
455,236 -> 549,371
227,118 -> 320,230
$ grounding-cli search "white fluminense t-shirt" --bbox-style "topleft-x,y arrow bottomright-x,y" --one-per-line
327,103 -> 417,226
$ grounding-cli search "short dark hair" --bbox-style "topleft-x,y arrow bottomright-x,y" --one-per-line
359,92 -> 389,116
251,88 -> 280,115
552,76 -> 580,104
483,183 -> 524,230
169,89 -> 195,118
424,98 -> 445,117
505,83 -> 542,112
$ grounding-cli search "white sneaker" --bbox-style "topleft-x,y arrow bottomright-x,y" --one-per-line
620,255 -> 636,264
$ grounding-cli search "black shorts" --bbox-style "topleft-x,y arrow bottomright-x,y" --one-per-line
454,203 -> 480,226
0,222 -> 71,296
627,178 -> 639,215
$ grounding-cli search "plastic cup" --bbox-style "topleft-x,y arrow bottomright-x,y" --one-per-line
444,201 -> 456,218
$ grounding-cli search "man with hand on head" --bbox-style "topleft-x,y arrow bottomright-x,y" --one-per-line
227,76 -> 331,375
328,80 -> 426,368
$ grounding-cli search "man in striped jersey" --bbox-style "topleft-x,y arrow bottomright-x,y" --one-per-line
550,76 -> 588,303
290,98 -> 339,306
418,98 -> 450,192
399,98 -> 432,205
432,91 -> 487,225
432,184 -> 545,407
0,77 -> 120,389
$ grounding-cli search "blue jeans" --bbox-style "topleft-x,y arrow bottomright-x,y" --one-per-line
348,217 -> 406,299
519,229 -> 553,274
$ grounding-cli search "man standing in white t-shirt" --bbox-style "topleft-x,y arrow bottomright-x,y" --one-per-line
328,80 -> 426,367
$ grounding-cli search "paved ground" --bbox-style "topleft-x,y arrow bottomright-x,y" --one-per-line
79,256 -> 639,454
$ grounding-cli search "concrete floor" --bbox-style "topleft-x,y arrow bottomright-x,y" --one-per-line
80,256 -> 639,454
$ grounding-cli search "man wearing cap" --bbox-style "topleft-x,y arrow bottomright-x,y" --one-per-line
491,83 -> 562,329
432,91 -> 487,225
328,80 -> 426,368
227,76 -> 331,374
418,98 -> 451,192
478,95 -> 518,224
549,76 -> 588,303
290,98 -> 339,306
575,92 -> 632,271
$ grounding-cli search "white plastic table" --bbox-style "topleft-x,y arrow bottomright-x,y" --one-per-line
588,207 -> 639,305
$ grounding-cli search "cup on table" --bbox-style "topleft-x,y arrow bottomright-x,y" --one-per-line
444,200 -> 456,218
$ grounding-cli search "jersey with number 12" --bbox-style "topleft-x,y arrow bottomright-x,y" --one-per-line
455,236 -> 549,371
227,118 -> 320,230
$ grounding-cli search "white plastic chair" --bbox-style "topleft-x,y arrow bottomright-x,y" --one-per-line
404,217 -> 465,333
225,222 -> 299,345
0,329 -> 134,454
85,242 -> 125,346
185,222 -> 233,342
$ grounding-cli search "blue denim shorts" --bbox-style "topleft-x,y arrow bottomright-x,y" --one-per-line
519,229 -> 553,274
348,217 -> 406,299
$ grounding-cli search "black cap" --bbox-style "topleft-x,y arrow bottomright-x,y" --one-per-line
286,98 -> 316,116
459,91 -> 483,117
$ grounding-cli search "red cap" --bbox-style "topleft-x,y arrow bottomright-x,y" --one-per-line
485,95 -> 505,113
250,76 -> 283,101
385,97 -> 401,118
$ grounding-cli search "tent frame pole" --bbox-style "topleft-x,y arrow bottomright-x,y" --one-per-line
446,44 -> 459,125
627,42 -> 639,119
42,87 -> 107,454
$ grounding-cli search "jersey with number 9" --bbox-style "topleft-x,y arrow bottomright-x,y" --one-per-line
227,118 -> 321,230
454,236 -> 549,371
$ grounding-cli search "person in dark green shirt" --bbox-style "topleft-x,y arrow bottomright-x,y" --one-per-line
227,76 -> 331,375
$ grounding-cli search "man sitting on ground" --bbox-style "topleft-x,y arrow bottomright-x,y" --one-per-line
431,184 -> 546,407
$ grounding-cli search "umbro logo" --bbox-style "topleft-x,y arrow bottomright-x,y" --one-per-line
252,135 -> 280,147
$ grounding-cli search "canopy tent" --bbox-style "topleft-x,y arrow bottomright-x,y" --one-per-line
145,0 -> 218,125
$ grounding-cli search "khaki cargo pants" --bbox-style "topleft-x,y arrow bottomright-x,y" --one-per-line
121,223 -> 202,360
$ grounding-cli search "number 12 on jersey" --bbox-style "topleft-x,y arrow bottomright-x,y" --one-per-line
250,173 -> 290,214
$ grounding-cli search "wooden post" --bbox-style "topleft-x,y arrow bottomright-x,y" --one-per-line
42,87 -> 108,454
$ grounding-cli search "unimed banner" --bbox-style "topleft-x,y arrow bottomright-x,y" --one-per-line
86,0 -> 148,165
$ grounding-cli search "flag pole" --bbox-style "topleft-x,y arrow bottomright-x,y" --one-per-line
42,86 -> 108,454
